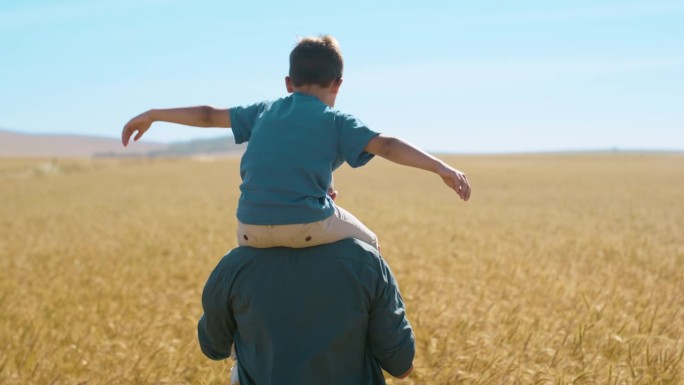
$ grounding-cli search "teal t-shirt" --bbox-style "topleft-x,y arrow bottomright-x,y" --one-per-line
230,92 -> 379,225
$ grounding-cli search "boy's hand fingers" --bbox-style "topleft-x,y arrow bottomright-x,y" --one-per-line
122,120 -> 150,145
122,126 -> 138,146
460,176 -> 471,201
463,175 -> 471,201
453,173 -> 470,202
461,183 -> 471,201
122,124 -> 132,146
438,166 -> 471,202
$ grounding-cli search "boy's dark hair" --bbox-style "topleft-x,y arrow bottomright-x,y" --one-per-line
289,35 -> 343,88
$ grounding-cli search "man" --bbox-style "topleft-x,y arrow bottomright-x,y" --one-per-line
198,239 -> 415,385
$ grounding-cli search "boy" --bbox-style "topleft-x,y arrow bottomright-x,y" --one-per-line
122,35 -> 471,250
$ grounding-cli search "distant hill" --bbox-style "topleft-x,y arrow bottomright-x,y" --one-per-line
0,129 -> 166,157
119,136 -> 244,158
0,129 -> 244,158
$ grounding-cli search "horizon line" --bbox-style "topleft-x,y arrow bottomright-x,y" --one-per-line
1,127 -> 682,156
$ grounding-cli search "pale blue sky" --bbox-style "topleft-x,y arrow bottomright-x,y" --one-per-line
1,0 -> 682,153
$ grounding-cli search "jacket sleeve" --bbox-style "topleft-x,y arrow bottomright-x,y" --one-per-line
367,257 -> 415,377
197,255 -> 237,360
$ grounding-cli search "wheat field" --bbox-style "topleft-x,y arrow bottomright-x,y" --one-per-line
1,154 -> 682,385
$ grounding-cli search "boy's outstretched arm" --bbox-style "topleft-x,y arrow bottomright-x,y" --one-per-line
364,135 -> 471,201
122,107 -> 231,146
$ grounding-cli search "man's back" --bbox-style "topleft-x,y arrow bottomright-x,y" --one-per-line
198,239 -> 414,385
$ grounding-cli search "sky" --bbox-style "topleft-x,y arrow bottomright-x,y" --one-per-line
1,0 -> 683,153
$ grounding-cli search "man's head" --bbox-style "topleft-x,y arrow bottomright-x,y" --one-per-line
287,35 -> 343,89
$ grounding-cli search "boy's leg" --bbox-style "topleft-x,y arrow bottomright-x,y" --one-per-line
230,345 -> 239,385
237,220 -> 322,248
316,205 -> 379,249
237,206 -> 379,249
237,222 -> 276,248
230,362 -> 240,385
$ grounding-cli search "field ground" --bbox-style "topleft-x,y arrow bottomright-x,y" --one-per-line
1,154 -> 683,384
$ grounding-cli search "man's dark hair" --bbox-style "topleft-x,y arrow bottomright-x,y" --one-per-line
289,35 -> 343,88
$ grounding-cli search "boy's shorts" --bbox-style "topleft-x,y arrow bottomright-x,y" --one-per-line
237,205 -> 378,249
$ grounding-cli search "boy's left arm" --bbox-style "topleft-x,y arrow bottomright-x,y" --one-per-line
364,135 -> 471,201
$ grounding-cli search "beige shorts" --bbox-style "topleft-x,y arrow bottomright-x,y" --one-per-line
237,205 -> 378,249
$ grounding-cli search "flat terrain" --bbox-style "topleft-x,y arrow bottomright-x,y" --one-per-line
0,130 -> 166,157
1,154 -> 682,384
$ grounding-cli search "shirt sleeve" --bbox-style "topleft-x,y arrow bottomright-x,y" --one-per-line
367,257 -> 416,377
336,113 -> 380,168
197,255 -> 236,360
229,102 -> 267,144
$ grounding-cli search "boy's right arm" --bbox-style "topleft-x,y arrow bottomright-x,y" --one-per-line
122,106 -> 231,146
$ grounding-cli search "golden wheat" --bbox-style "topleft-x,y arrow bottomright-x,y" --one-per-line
1,154 -> 682,384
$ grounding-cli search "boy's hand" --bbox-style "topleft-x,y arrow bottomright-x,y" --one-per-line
327,186 -> 338,201
122,111 -> 153,146
437,164 -> 471,201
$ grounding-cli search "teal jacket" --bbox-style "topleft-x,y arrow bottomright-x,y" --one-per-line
198,239 -> 415,385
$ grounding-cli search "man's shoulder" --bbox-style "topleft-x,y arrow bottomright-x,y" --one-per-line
318,238 -> 383,267
225,239 -> 383,269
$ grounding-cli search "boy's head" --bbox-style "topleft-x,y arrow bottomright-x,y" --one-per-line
288,35 -> 343,88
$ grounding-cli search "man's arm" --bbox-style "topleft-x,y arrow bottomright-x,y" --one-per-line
122,106 -> 231,146
197,255 -> 236,360
364,134 -> 471,201
367,256 -> 416,379
397,366 -> 414,379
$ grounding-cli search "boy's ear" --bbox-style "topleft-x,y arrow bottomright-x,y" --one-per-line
285,76 -> 294,93
330,78 -> 343,94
